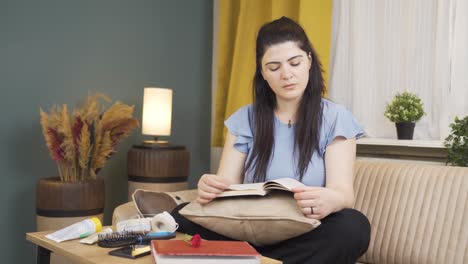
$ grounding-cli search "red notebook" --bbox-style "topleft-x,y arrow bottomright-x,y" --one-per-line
150,239 -> 261,264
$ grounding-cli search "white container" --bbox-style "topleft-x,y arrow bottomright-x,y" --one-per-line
45,217 -> 102,243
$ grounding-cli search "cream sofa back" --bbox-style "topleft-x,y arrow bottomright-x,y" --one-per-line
353,161 -> 467,264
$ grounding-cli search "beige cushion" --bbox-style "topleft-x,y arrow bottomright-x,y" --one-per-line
112,202 -> 140,226
132,189 -> 198,216
179,191 -> 321,246
353,161 -> 468,264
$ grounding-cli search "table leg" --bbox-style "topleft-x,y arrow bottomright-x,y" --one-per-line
37,246 -> 51,264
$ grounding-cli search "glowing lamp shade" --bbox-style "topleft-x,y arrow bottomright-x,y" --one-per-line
142,88 -> 173,136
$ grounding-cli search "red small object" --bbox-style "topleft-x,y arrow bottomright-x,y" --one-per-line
191,234 -> 201,248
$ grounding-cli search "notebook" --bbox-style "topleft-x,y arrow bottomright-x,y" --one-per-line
150,239 -> 261,264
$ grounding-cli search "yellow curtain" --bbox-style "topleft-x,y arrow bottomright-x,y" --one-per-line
213,0 -> 333,146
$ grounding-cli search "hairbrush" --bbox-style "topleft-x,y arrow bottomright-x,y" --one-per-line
97,231 -> 176,248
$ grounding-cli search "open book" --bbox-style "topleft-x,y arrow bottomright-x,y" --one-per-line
217,178 -> 305,198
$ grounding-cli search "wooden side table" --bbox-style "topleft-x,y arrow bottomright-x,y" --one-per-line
26,229 -> 282,264
127,144 -> 190,200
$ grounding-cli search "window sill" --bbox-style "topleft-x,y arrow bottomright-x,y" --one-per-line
356,138 -> 448,162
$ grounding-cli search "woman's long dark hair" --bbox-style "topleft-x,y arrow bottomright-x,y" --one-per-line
245,16 -> 325,183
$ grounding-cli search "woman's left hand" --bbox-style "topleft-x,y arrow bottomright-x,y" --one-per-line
291,186 -> 345,220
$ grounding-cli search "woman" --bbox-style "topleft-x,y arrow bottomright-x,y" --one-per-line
173,16 -> 370,264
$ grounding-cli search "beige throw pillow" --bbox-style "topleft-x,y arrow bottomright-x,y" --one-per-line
179,191 -> 321,246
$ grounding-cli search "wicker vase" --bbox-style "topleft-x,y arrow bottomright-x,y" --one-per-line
36,177 -> 105,231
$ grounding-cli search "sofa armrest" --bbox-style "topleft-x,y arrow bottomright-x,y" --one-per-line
112,189 -> 199,227
353,160 -> 468,264
112,201 -> 139,227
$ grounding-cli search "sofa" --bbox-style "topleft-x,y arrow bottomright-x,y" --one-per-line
113,160 -> 467,264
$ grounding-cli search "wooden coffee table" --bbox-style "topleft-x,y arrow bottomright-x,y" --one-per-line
26,229 -> 282,264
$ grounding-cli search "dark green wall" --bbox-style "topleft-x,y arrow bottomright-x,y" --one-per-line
0,0 -> 212,262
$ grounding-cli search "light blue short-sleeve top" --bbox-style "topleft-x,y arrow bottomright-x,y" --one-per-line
224,99 -> 364,186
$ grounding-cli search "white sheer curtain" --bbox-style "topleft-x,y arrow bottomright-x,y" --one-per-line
329,0 -> 468,140
445,0 -> 468,137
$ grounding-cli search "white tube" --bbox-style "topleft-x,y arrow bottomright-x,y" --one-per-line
45,217 -> 102,243
79,227 -> 113,244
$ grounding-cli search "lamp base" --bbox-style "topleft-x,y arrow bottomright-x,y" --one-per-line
140,136 -> 183,149
135,141 -> 185,150
143,139 -> 169,145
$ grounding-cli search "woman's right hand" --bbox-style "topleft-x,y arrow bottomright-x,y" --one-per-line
196,174 -> 230,204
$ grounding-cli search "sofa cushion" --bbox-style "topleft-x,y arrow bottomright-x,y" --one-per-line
353,161 -> 468,264
179,191 -> 321,246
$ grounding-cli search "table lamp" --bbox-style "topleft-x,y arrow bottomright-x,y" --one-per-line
142,87 -> 172,145
126,87 -> 190,200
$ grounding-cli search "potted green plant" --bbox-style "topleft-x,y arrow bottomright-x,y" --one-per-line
37,93 -> 139,231
444,116 -> 468,167
384,91 -> 425,139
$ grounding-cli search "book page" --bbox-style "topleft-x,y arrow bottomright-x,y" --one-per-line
217,183 -> 267,198
225,182 -> 264,191
263,178 -> 305,191
217,189 -> 267,197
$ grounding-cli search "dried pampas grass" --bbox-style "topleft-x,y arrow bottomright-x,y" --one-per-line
40,93 -> 139,181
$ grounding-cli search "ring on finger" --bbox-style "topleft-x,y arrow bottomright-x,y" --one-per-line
310,207 -> 315,215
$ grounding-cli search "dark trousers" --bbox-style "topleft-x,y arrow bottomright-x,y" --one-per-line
172,203 -> 371,264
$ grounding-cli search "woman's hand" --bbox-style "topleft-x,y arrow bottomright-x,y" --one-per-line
196,174 -> 231,204
292,186 -> 346,220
